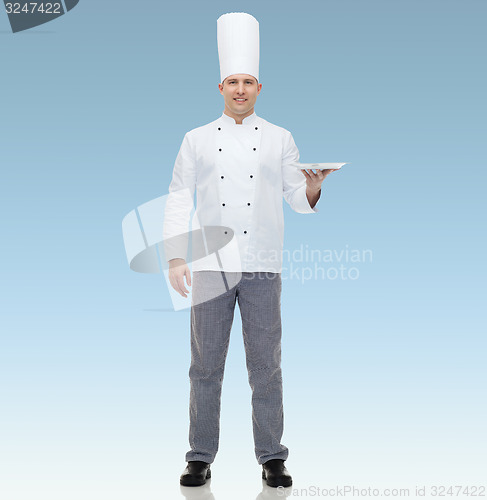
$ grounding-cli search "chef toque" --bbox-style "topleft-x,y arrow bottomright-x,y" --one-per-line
217,12 -> 259,84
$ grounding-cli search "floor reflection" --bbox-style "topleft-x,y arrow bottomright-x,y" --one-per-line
180,479 -> 215,500
178,478 -> 293,499
256,480 -> 293,499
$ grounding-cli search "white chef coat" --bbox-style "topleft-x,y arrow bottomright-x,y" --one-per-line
163,111 -> 320,273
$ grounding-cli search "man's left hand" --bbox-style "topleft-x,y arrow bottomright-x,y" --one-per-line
301,168 -> 337,191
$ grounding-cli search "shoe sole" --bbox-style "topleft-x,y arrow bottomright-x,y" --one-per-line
180,468 -> 211,486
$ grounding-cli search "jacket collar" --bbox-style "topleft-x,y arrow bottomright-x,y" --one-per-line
220,111 -> 258,126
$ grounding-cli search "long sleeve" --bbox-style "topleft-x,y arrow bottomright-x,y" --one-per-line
281,131 -> 320,214
162,133 -> 197,263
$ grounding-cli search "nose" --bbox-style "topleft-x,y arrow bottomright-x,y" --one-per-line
237,83 -> 245,94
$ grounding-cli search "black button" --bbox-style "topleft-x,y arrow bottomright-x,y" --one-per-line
221,175 -> 224,179
253,148 -> 256,151
218,127 -> 221,130
219,148 -> 222,151
243,230 -> 247,234
250,175 -> 253,178
222,203 -> 225,206
247,203 -> 251,206
255,127 -> 258,130
224,231 -> 227,234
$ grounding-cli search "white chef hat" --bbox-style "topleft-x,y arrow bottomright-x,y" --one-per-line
217,12 -> 259,83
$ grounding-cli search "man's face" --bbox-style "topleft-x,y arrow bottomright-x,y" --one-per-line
218,74 -> 262,116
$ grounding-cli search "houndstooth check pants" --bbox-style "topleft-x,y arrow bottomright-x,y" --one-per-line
184,270 -> 289,465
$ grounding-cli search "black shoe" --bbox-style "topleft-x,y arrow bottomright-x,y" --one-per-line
180,460 -> 211,486
262,459 -> 292,487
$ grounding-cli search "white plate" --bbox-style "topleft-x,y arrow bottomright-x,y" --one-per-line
294,162 -> 348,170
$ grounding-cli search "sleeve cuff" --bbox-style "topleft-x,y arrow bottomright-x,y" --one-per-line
294,184 -> 320,213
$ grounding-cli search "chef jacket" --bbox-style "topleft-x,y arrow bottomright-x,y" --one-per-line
163,111 -> 320,273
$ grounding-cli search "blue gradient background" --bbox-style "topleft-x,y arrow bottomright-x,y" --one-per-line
1,1 -> 485,499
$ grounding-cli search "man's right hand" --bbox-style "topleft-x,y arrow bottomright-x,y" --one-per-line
168,258 -> 192,298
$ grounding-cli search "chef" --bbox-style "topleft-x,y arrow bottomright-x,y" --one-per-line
163,12 -> 336,488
